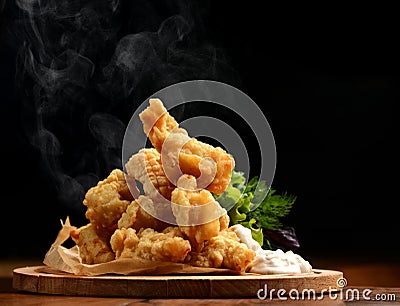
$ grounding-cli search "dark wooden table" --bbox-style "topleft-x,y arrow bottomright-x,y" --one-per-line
1,259 -> 400,305
1,288 -> 400,305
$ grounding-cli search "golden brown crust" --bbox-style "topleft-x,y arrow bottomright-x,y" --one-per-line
117,197 -> 169,232
100,169 -> 134,201
188,229 -> 255,272
83,170 -> 131,240
71,224 -> 115,264
139,98 -> 234,195
125,148 -> 175,200
139,98 -> 179,152
74,98 -> 257,272
171,175 -> 229,250
110,227 -> 191,263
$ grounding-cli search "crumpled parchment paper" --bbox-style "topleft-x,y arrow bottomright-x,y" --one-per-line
43,218 -> 241,276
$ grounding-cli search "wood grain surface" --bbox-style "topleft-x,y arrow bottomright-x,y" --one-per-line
13,266 -> 343,298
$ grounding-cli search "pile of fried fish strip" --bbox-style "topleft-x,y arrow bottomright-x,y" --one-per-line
71,99 -> 256,272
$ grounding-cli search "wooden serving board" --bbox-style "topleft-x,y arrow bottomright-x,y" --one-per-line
13,266 -> 343,298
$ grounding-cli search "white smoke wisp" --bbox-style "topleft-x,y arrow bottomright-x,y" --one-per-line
14,0 -> 238,213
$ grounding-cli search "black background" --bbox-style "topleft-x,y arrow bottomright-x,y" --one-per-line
1,1 -> 398,262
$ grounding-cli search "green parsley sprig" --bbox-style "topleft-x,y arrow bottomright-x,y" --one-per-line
215,170 -> 297,249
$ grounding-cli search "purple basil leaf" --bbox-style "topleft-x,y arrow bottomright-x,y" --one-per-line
263,227 -> 300,251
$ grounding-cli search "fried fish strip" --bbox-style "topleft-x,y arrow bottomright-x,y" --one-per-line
171,175 -> 229,250
70,224 -> 115,264
164,130 -> 235,195
83,169 -> 131,239
100,168 -> 134,201
139,98 -> 178,152
125,148 -> 175,200
110,227 -> 191,263
187,229 -> 255,272
139,98 -> 234,194
117,196 -> 169,232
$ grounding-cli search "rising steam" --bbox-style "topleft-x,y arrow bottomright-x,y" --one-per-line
14,0 -> 237,213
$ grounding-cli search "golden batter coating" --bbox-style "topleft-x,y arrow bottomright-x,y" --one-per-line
188,229 -> 255,272
218,212 -> 230,231
83,169 -> 131,239
71,223 -> 115,264
117,196 -> 169,232
165,130 -> 235,195
125,148 -> 175,200
139,98 -> 179,152
100,168 -> 134,201
139,98 -> 235,195
110,227 -> 191,263
73,98 -> 254,272
171,175 -> 229,250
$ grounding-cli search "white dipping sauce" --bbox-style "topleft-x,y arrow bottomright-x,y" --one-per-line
231,224 -> 313,275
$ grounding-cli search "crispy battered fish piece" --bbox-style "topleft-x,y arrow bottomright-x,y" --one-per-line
219,212 -> 230,231
84,169 -> 131,239
188,229 -> 256,272
101,168 -> 134,201
139,98 -> 234,195
171,175 -> 228,250
70,224 -> 115,264
165,130 -> 235,195
139,98 -> 179,152
110,227 -> 191,263
117,196 -> 169,232
125,148 -> 175,200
